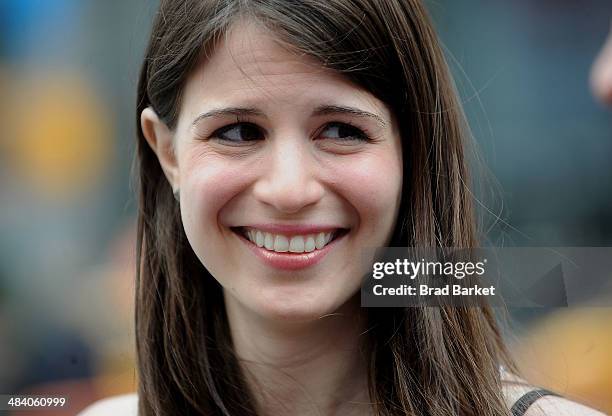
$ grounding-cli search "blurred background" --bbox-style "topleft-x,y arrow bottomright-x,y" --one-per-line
0,0 -> 610,414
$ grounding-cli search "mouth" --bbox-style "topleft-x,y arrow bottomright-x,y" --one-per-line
231,227 -> 349,252
230,226 -> 350,270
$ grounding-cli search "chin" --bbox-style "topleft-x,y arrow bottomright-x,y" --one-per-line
254,297 -> 337,323
251,286 -> 361,324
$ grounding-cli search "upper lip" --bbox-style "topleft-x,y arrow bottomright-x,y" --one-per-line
237,224 -> 347,236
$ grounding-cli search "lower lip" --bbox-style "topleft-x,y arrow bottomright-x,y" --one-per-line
235,230 -> 347,270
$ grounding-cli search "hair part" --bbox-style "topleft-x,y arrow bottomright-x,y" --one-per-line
135,0 -> 517,414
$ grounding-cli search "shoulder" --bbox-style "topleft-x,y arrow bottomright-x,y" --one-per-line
520,395 -> 607,416
501,370 -> 605,416
77,393 -> 138,416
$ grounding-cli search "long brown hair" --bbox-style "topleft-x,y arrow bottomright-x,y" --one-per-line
135,0 -> 516,414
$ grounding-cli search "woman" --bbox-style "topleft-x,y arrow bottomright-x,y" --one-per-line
81,0 -> 604,414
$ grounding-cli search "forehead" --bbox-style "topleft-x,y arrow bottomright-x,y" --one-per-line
179,19 -> 390,121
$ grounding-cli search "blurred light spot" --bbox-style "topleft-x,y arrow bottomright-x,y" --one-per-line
8,70 -> 113,199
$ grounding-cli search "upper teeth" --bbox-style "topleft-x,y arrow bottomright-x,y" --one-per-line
244,228 -> 335,253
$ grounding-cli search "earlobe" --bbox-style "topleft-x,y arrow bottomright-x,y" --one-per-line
140,107 -> 179,191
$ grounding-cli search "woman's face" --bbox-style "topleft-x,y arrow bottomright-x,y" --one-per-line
144,21 -> 403,322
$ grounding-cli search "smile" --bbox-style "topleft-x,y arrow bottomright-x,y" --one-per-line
232,226 -> 350,270
243,227 -> 338,253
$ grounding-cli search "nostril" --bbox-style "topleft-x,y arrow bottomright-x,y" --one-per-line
251,177 -> 326,214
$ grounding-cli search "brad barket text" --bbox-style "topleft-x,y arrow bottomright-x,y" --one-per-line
372,284 -> 496,296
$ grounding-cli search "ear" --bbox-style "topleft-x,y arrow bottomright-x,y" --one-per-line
140,107 -> 179,191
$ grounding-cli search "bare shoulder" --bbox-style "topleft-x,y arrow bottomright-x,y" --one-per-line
501,370 -> 606,416
522,395 -> 607,416
77,393 -> 138,416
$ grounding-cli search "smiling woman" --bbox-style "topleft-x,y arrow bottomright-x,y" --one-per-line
146,19 -> 404,331
77,1 -> 604,415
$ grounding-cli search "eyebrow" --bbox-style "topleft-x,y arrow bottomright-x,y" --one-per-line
191,104 -> 387,128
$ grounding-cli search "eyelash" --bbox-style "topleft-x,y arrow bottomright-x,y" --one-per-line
204,117 -> 374,144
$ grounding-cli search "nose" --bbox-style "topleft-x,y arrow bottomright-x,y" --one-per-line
252,137 -> 325,214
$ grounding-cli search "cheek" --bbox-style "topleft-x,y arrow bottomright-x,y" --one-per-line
330,150 -> 402,228
179,149 -> 254,246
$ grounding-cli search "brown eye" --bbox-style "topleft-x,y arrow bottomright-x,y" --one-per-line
319,122 -> 370,142
211,122 -> 264,143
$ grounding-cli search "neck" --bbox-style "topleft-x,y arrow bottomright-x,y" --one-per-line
224,294 -> 371,416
